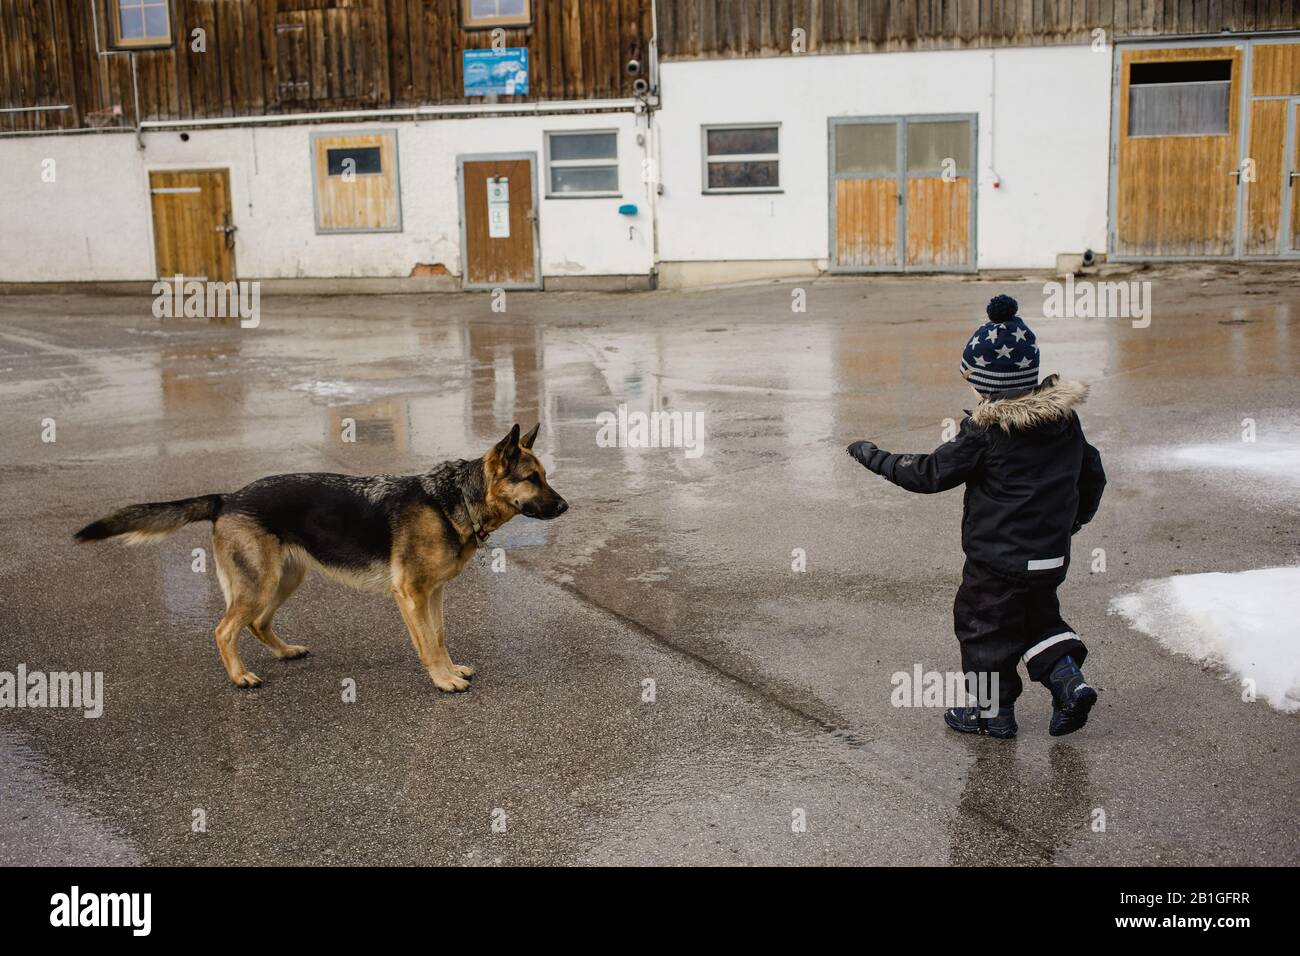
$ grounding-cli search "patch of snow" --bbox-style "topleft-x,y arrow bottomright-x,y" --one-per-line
1111,567 -> 1300,713
1165,441 -> 1300,484
291,380 -> 357,400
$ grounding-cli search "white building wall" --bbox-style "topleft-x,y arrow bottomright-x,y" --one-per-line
654,44 -> 1113,271
0,110 -> 654,282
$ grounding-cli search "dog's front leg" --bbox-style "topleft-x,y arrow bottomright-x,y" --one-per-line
426,585 -> 475,682
392,583 -> 470,693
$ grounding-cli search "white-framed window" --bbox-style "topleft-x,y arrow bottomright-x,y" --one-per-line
702,124 -> 780,193
462,0 -> 532,30
545,130 -> 620,197
109,0 -> 172,48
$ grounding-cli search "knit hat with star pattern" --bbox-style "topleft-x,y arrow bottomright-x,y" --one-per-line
960,295 -> 1039,393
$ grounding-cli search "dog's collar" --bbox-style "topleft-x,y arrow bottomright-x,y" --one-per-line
459,487 -> 490,544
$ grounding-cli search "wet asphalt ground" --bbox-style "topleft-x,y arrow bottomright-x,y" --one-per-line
0,267 -> 1297,866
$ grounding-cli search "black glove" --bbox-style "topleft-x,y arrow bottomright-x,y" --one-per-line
847,440 -> 878,466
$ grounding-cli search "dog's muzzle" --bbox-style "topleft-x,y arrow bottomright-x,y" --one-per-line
523,497 -> 568,520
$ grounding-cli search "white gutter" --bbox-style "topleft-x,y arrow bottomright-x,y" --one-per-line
136,98 -> 642,131
1,97 -> 643,138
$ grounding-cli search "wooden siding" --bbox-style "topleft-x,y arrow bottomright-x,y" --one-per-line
659,1 -> 1300,59
1,0 -> 654,132
0,0 -> 80,128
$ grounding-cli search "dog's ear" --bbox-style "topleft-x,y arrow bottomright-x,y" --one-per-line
493,424 -> 522,467
520,422 -> 541,450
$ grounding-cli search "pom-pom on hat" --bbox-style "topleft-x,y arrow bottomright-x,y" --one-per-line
960,295 -> 1040,393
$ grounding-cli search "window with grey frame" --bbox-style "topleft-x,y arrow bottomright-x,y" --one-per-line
546,131 -> 619,197
1128,60 -> 1232,137
702,125 -> 780,192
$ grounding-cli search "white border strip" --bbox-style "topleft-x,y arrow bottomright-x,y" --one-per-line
1027,556 -> 1065,571
1021,632 -> 1078,665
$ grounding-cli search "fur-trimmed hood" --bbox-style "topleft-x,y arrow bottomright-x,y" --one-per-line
970,374 -> 1088,433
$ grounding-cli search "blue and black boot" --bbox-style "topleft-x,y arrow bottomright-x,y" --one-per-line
943,705 -> 1017,739
1044,655 -> 1097,736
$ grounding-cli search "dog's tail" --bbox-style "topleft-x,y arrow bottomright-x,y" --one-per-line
74,494 -> 223,545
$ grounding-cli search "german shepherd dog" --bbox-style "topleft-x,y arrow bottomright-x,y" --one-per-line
74,423 -> 567,691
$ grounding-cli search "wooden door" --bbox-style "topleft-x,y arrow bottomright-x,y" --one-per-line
459,155 -> 539,289
1115,46 -> 1243,257
904,117 -> 974,270
1291,101 -> 1300,254
831,116 -> 974,273
1244,96 -> 1289,255
831,119 -> 901,269
1242,43 -> 1300,257
149,169 -> 235,280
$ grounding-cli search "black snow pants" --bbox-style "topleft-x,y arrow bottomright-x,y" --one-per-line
953,559 -> 1088,707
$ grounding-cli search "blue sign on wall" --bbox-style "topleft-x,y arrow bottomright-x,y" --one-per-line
463,48 -> 530,97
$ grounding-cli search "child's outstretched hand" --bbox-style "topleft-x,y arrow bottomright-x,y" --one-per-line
847,440 -> 879,466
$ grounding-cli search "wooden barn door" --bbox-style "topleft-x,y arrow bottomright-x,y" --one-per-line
831,116 -> 975,273
1243,42 -> 1300,258
458,154 -> 540,290
1114,46 -> 1243,258
149,170 -> 236,280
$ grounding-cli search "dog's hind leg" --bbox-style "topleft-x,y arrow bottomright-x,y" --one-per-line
212,519 -> 281,688
392,583 -> 469,693
249,553 -> 309,660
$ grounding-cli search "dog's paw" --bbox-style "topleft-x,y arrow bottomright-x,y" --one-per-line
452,663 -> 475,679
231,671 -> 262,688
429,669 -> 471,693
275,644 -> 310,660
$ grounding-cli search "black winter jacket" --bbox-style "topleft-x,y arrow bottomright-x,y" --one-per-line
850,376 -> 1106,579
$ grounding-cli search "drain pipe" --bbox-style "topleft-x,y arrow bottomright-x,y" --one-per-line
132,54 -> 145,151
988,51 -> 1001,190
645,0 -> 663,289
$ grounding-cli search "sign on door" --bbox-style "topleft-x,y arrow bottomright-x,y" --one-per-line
488,177 -> 510,239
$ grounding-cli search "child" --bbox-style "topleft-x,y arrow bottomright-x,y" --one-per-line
848,294 -> 1106,739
